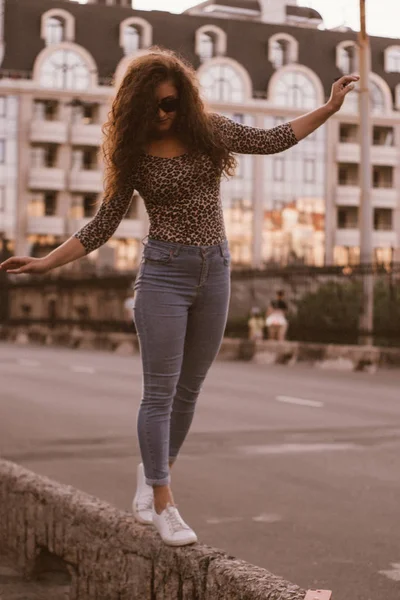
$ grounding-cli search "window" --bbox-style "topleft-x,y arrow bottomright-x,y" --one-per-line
271,39 -> 289,69
0,140 -> 5,164
45,17 -> 64,45
268,34 -> 298,69
44,192 -> 57,216
374,208 -> 392,231
72,103 -> 99,125
200,63 -> 246,103
338,163 -> 359,186
33,100 -> 58,121
344,77 -> 387,114
338,43 -> 358,74
31,145 -> 57,168
373,126 -> 394,146
0,97 -> 6,117
39,50 -> 91,91
373,166 -> 393,189
123,25 -> 141,55
339,123 -> 358,143
338,207 -> 358,229
0,186 -> 5,212
83,194 -> 97,218
304,158 -> 315,183
274,71 -> 318,109
199,32 -> 215,62
385,46 -> 400,73
273,157 -> 284,181
73,148 -> 97,171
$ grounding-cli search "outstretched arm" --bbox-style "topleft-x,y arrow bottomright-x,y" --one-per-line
290,75 -> 359,141
213,75 -> 359,154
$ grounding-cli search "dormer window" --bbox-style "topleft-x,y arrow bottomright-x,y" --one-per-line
195,25 -> 227,63
123,25 -> 141,55
41,9 -> 75,45
385,46 -> 400,73
120,18 -> 152,57
45,17 -> 64,45
268,34 -> 298,70
337,42 -> 358,74
199,32 -> 215,61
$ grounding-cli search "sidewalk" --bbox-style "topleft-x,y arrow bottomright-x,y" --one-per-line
0,554 -> 70,600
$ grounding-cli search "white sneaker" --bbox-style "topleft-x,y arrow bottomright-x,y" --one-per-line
132,463 -> 154,525
152,504 -> 198,546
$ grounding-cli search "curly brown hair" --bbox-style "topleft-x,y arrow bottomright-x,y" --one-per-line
102,47 -> 236,201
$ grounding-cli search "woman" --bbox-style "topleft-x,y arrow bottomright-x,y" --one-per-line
0,49 -> 358,547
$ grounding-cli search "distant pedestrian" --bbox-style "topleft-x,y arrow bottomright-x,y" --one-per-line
266,290 -> 288,341
0,48 -> 358,547
248,307 -> 265,341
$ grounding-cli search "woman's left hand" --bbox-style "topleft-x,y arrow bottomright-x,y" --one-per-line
327,74 -> 360,113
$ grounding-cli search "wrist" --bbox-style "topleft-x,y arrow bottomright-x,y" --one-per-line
324,101 -> 337,117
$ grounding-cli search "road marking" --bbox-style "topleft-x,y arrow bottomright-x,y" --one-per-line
239,443 -> 358,456
276,396 -> 324,408
70,366 -> 96,374
379,563 -> 400,582
206,517 -> 244,525
17,359 -> 40,367
252,513 -> 282,523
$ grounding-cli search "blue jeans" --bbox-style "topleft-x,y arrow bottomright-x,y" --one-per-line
133,238 -> 231,486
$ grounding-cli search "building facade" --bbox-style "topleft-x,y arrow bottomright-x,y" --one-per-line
0,0 -> 399,270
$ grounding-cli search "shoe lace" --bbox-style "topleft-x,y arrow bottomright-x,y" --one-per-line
165,506 -> 190,534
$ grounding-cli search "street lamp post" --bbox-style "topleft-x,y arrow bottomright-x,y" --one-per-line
358,0 -> 374,344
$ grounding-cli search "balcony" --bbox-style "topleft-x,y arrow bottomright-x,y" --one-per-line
28,167 -> 66,191
30,120 -> 68,144
371,188 -> 398,208
336,143 -> 398,166
67,217 -> 144,239
69,170 -> 103,193
335,229 -> 397,248
336,143 -> 360,163
70,123 -> 102,147
335,185 -> 360,206
27,216 -> 65,236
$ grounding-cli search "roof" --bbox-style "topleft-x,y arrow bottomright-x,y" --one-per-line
2,0 -> 399,103
286,5 -> 323,21
188,0 -> 261,12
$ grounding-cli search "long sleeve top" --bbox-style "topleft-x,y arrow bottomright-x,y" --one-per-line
74,114 -> 298,253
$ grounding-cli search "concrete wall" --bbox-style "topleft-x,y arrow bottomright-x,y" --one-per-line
0,460 -> 309,600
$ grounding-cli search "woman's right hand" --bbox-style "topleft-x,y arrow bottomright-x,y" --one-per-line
0,256 -> 52,275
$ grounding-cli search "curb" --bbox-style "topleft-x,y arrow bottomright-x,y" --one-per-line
0,459 -> 317,600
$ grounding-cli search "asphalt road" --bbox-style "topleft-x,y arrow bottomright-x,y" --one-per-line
1,341 -> 400,600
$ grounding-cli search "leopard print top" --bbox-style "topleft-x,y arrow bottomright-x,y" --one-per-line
74,114 -> 298,253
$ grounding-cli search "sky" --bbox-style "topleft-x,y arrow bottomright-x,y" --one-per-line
77,0 -> 400,39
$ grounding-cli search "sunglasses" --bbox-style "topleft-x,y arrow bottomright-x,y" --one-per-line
158,96 -> 179,113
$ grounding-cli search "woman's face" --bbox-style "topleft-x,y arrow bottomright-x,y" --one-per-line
153,80 -> 179,135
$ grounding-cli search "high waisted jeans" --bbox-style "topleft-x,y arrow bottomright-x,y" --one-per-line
133,238 -> 231,486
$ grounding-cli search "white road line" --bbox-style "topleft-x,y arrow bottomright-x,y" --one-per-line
206,517 -> 244,525
17,359 -> 40,367
276,395 -> 324,408
70,366 -> 96,374
252,513 -> 282,523
379,563 -> 400,582
239,443 -> 358,456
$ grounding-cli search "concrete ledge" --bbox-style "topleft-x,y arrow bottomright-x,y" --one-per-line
0,460 -> 308,600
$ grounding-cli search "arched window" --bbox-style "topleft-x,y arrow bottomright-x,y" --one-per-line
385,46 -> 400,73
273,71 -> 318,109
199,32 -> 215,62
337,42 -> 358,74
199,63 -> 245,103
123,25 -> 141,55
195,25 -> 227,62
39,50 -> 91,91
41,9 -> 75,44
343,77 -> 388,114
268,34 -> 298,69
119,18 -> 152,56
45,17 -> 64,45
